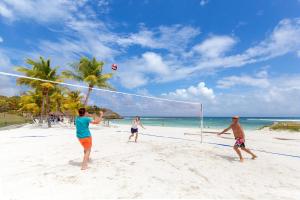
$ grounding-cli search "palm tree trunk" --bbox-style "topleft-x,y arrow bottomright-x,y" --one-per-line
40,93 -> 46,124
46,91 -> 51,128
84,86 -> 93,106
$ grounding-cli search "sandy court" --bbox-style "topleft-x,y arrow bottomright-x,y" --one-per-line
0,124 -> 300,199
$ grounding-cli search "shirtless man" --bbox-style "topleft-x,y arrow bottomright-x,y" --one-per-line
218,116 -> 257,162
128,116 -> 145,143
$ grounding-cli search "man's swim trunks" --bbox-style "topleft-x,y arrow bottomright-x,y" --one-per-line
234,138 -> 245,148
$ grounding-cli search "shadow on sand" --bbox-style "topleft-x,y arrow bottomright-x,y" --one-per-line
11,135 -> 51,138
69,160 -> 82,167
215,154 -> 237,162
69,159 -> 95,167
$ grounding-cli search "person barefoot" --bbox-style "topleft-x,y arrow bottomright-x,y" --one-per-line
128,116 -> 145,143
75,108 -> 103,170
218,116 -> 257,162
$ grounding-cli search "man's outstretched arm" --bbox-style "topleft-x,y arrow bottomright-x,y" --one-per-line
218,125 -> 232,135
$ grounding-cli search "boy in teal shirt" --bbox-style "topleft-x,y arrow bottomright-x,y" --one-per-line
76,108 -> 103,170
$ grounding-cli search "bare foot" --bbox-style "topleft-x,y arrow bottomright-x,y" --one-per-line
81,165 -> 88,170
239,158 -> 244,163
252,155 -> 257,160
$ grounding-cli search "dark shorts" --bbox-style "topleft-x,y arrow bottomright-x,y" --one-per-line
131,128 -> 138,134
234,138 -> 245,148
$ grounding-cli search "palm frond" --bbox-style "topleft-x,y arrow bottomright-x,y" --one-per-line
62,71 -> 83,81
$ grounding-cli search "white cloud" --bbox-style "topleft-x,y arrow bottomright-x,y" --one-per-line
0,75 -> 20,96
192,35 -> 237,58
200,0 -> 209,6
0,0 -> 83,22
0,50 -> 12,70
162,82 -> 215,101
0,36 -> 3,43
0,2 -> 13,19
217,75 -> 270,89
97,0 -> 111,14
136,88 -> 151,96
118,25 -> 201,53
27,9 -> 120,64
244,18 -> 300,59
121,51 -> 169,76
118,71 -> 148,89
117,52 -> 172,88
141,52 -> 169,75
255,69 -> 268,78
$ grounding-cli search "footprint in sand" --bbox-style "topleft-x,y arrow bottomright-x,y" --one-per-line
132,192 -> 142,198
188,168 -> 209,183
55,175 -> 78,183
129,161 -> 136,165
151,176 -> 164,183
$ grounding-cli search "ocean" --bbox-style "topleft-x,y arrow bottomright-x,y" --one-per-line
112,117 -> 300,130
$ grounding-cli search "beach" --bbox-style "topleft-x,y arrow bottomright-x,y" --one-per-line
0,124 -> 299,200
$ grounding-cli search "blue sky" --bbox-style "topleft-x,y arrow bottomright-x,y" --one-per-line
0,0 -> 300,116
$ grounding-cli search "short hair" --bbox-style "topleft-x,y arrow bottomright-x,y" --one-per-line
232,116 -> 239,119
136,116 -> 140,120
78,108 -> 86,116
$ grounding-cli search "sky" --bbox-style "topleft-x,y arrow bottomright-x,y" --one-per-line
0,0 -> 300,117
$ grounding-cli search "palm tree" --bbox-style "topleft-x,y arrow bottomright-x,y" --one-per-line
15,57 -> 61,124
63,90 -> 83,120
62,57 -> 114,106
50,87 -> 67,113
18,91 -> 42,117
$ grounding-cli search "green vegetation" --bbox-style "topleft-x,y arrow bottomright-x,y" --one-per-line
86,106 -> 122,119
269,122 -> 300,132
0,113 -> 30,128
0,56 -> 119,128
0,96 -> 21,113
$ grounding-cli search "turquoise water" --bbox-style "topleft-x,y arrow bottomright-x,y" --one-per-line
112,117 -> 300,130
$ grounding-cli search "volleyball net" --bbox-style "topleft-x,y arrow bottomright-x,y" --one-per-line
0,71 -> 203,137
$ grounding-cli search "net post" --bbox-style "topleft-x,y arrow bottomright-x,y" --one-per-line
200,104 -> 204,144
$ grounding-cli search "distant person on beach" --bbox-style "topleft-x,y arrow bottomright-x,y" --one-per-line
218,116 -> 257,162
75,108 -> 103,170
128,116 -> 145,143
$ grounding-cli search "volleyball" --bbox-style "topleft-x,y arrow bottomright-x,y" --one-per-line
111,63 -> 118,71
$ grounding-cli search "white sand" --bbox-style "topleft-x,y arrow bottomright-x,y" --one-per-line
0,124 -> 300,199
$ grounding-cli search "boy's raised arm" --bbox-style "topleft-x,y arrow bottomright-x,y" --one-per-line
91,111 -> 104,124
85,112 -> 93,117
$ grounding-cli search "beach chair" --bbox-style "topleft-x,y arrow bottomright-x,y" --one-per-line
32,118 -> 40,127
65,118 -> 74,128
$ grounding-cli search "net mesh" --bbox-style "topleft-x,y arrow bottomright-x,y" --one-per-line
0,71 -> 203,130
